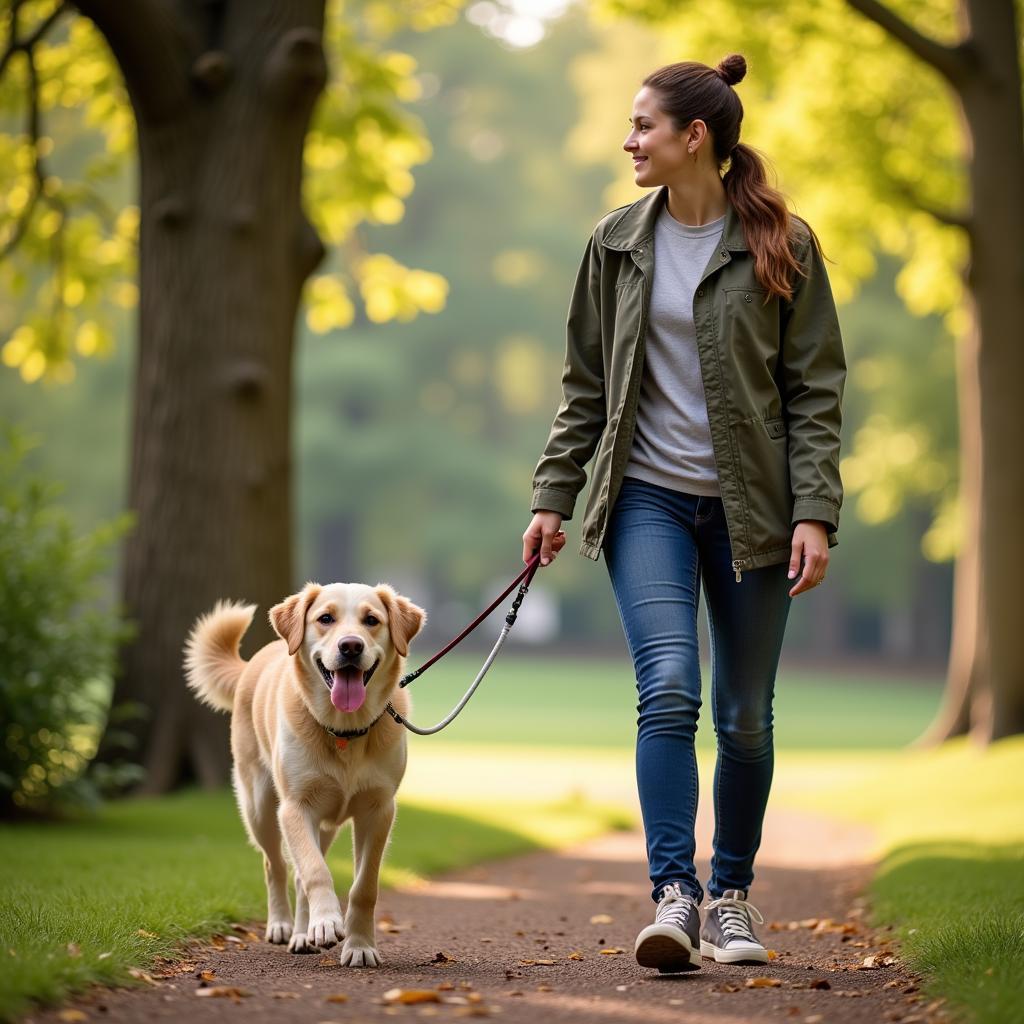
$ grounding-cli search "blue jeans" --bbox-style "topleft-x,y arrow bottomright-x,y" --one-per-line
603,476 -> 793,904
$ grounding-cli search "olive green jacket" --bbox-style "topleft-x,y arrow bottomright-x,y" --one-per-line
531,186 -> 845,577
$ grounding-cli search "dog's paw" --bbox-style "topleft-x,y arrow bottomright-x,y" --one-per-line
287,931 -> 319,954
339,941 -> 382,968
307,912 -> 344,949
265,921 -> 293,945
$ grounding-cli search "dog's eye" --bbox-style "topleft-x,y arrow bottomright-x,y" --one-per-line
364,614 -> 380,627
317,613 -> 334,625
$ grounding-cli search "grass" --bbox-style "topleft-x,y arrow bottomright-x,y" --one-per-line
406,652 -> 941,749
0,787 -> 629,1022
781,736 -> 1024,1024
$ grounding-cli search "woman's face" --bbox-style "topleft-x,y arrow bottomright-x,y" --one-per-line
623,86 -> 703,187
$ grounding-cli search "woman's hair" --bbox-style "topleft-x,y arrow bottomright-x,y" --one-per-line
642,54 -> 819,301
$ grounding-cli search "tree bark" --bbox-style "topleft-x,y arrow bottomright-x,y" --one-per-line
863,0 -> 1024,745
960,0 -> 1024,740
79,0 -> 328,790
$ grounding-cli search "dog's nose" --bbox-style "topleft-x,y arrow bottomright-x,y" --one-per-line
338,636 -> 364,660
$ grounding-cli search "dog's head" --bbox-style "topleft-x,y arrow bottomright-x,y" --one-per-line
270,582 -> 425,715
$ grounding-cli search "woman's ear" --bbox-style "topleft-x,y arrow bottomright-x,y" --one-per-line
269,583 -> 322,656
374,584 -> 426,658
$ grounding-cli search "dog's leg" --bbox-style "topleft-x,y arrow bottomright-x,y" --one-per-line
279,801 -> 344,948
237,768 -> 293,945
289,824 -> 341,953
339,797 -> 395,967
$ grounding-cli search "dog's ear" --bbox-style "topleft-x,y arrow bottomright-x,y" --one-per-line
375,585 -> 426,658
269,583 -> 322,656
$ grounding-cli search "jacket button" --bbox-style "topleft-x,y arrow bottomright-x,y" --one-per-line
719,250 -> 728,260
744,293 -> 752,302
696,288 -> 704,298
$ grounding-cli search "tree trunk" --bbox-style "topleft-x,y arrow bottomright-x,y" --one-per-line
963,0 -> 1024,740
913,0 -> 1024,744
80,0 -> 328,790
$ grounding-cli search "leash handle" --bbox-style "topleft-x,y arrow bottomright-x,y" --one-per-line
400,553 -> 541,688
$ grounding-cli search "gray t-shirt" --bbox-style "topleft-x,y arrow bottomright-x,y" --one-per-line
625,207 -> 726,497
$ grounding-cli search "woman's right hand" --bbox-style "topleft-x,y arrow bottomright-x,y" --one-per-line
522,511 -> 566,567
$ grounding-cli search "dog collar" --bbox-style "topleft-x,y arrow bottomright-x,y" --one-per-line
324,706 -> 391,750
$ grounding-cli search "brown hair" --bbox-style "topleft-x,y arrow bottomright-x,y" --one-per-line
642,54 -> 819,302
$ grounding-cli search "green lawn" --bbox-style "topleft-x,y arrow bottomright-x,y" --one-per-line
0,789 -> 629,1022
404,652 -> 942,749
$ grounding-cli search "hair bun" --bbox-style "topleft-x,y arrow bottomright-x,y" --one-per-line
716,54 -> 746,86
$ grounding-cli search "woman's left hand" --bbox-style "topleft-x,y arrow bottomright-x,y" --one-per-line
788,520 -> 829,597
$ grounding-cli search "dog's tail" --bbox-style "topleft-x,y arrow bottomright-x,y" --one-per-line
184,601 -> 257,713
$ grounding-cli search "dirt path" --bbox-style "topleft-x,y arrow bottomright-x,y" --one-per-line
26,810 -> 947,1024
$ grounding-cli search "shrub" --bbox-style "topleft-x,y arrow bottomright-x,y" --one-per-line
0,425 -> 133,817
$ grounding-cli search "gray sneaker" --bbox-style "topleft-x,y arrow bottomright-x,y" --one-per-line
700,889 -> 769,964
634,882 -> 702,973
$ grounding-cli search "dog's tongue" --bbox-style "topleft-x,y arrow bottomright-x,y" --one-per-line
330,667 -> 366,712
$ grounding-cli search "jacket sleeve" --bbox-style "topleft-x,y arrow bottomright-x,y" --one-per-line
530,234 -> 607,520
781,229 -> 846,532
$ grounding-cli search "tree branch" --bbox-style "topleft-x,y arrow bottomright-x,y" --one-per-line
0,1 -> 69,78
845,0 -> 974,90
891,180 -> 973,232
70,0 -> 191,120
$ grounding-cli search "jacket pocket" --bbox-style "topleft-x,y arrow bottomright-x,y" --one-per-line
731,417 -> 793,554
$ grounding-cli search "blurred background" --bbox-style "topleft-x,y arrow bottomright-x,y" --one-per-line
2,0 -> 968,808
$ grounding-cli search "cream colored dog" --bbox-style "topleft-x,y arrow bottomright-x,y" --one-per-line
184,581 -> 425,967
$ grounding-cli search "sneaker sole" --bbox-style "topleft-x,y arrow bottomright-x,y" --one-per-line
699,939 -> 769,965
635,926 -> 701,973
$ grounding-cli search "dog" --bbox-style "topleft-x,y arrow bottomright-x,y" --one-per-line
184,581 -> 425,967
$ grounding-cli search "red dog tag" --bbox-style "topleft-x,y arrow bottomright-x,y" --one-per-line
335,737 -> 348,750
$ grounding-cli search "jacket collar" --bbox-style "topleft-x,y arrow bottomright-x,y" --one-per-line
599,186 -> 749,253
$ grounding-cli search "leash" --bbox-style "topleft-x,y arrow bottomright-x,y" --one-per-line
381,553 -> 542,736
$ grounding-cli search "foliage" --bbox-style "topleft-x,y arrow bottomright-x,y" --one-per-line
0,424 -> 133,816
0,0 -> 460,381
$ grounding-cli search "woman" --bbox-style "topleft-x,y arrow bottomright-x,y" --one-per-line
521,54 -> 845,974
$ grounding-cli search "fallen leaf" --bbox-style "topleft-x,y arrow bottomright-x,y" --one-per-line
430,951 -> 456,964
137,929 -> 159,939
436,982 -> 455,991
324,993 -> 348,1003
711,982 -> 742,993
519,958 -> 556,966
590,914 -> 614,924
195,986 -> 249,1000
566,951 -> 586,960
599,948 -> 627,955
97,952 -> 112,961
272,991 -> 300,999
127,968 -> 158,986
454,1007 -> 492,1018
804,1016 -> 824,1024
767,949 -> 778,960
809,978 -> 831,990
746,977 -> 783,988
58,1012 -> 88,1022
536,984 -> 553,992
384,988 -> 442,1005
66,943 -> 82,959
199,970 -> 216,982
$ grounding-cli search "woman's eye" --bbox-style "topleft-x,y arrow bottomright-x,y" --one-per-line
318,613 -> 334,625
364,615 -> 379,627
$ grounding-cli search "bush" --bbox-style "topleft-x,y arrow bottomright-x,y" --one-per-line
0,425 -> 133,817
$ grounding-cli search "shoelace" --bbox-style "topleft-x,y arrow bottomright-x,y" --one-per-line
655,882 -> 696,928
704,894 -> 765,941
